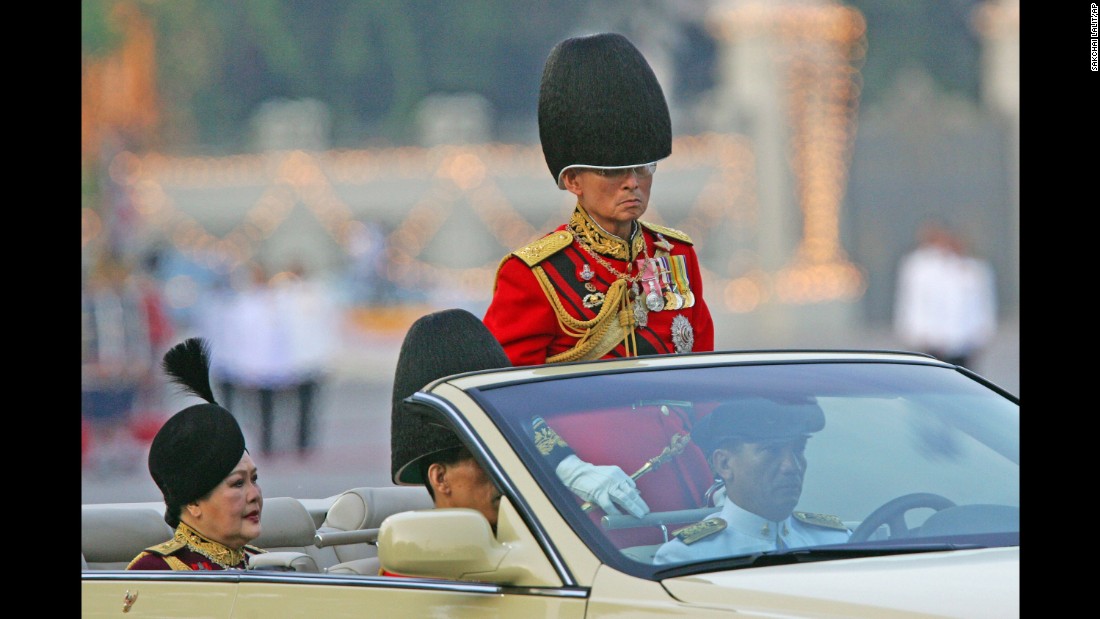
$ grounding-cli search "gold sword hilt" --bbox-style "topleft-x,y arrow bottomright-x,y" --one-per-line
580,432 -> 692,513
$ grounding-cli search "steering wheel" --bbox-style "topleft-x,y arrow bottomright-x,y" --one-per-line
849,492 -> 956,542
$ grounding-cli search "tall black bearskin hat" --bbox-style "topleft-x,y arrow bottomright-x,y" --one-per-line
538,32 -> 672,189
391,309 -> 512,485
148,337 -> 247,528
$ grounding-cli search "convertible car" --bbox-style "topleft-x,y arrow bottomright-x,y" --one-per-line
82,350 -> 1019,618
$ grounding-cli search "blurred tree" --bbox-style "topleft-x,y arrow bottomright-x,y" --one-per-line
840,0 -> 983,110
81,0 -> 986,153
82,0 -> 126,57
82,0 -> 160,157
138,0 -> 587,150
83,0 -> 160,258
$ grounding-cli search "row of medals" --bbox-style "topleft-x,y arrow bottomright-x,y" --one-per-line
580,252 -> 695,327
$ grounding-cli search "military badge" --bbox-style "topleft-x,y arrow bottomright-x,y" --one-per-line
637,257 -> 665,311
658,257 -> 683,310
583,292 -> 606,309
671,314 -> 694,353
633,296 -> 649,327
578,263 -> 595,281
670,255 -> 694,308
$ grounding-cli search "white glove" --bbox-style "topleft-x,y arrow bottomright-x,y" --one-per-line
555,454 -> 650,518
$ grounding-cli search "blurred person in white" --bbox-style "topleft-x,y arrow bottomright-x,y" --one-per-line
893,220 -> 998,369
213,262 -> 288,457
271,260 -> 340,457
210,261 -> 339,457
81,251 -> 154,474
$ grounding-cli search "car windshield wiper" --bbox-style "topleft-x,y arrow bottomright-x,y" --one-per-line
653,542 -> 985,579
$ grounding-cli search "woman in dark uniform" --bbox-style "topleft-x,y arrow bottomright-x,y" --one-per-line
127,338 -> 266,570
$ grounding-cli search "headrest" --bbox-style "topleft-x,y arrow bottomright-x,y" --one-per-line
323,486 -> 434,531
249,497 -> 317,548
81,505 -> 174,563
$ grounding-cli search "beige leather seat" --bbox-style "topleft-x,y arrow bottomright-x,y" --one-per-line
325,557 -> 381,576
81,505 -> 174,570
317,486 -> 432,564
317,486 -> 432,575
250,497 -> 338,572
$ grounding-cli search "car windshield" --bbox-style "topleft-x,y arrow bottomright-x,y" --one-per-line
468,359 -> 1019,578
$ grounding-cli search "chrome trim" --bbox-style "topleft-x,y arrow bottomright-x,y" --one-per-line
446,351 -> 955,392
83,570 -> 590,599
82,571 -> 240,583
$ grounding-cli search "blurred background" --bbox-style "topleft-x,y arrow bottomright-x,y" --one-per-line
81,0 -> 1019,501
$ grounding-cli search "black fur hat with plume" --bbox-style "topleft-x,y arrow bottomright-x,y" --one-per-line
148,337 -> 247,528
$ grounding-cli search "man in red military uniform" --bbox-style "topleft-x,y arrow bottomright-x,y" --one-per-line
484,33 -> 714,365
483,33 -> 718,544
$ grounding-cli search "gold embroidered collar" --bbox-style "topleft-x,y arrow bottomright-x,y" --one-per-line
569,204 -> 644,261
175,521 -> 247,569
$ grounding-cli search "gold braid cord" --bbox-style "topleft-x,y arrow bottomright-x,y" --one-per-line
535,267 -> 637,363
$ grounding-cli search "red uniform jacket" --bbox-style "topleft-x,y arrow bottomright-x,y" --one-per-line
484,207 -> 714,366
127,523 -> 264,571
484,206 -> 717,546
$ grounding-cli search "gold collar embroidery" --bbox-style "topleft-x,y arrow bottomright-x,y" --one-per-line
569,204 -> 645,261
175,522 -> 246,569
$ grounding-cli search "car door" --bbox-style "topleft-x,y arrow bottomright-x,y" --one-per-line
232,574 -> 588,618
82,573 -> 239,618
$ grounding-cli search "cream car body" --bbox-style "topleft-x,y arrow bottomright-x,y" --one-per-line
83,351 -> 1019,618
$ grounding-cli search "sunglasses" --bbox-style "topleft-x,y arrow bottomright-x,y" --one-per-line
588,163 -> 658,179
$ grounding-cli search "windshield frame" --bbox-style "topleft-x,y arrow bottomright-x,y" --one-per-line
459,356 -> 1019,580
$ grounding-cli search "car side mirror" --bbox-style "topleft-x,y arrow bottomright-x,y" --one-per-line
379,508 -> 503,576
377,496 -> 561,586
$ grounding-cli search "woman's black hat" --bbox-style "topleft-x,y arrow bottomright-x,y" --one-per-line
390,309 -> 511,485
148,338 -> 246,528
537,32 -> 672,188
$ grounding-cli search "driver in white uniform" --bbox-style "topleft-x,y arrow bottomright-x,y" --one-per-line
654,398 -> 850,564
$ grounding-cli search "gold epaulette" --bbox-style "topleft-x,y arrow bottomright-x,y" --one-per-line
244,544 -> 267,555
143,537 -> 187,556
671,517 -> 727,545
640,221 -> 694,245
511,231 -> 574,266
793,511 -> 848,531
